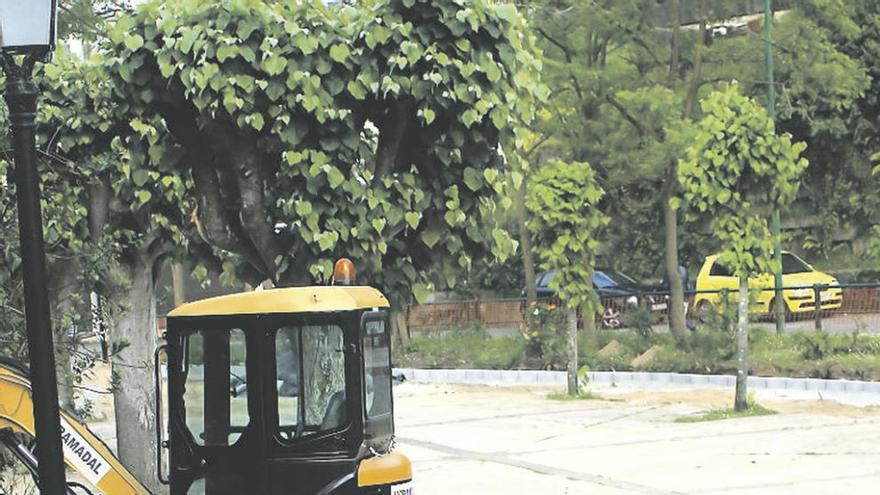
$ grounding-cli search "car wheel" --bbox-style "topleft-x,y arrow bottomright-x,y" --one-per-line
768,297 -> 793,322
601,306 -> 622,329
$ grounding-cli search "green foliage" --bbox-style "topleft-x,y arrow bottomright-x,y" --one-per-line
521,302 -> 567,368
101,0 -> 544,302
674,401 -> 776,423
395,325 -> 880,380
619,306 -> 656,339
546,390 -> 601,401
679,85 -> 808,277
526,159 -> 607,309
792,330 -> 880,360
392,327 -> 524,370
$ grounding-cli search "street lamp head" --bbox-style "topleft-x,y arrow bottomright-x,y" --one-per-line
0,0 -> 57,55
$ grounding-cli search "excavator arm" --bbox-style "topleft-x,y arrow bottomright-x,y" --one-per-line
0,361 -> 150,495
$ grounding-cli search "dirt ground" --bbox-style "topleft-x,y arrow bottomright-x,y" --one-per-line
394,383 -> 880,495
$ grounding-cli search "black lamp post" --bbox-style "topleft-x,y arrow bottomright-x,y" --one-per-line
0,1 -> 68,493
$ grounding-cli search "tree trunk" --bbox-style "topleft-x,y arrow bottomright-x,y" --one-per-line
734,275 -> 749,412
517,179 -> 538,302
663,193 -> 689,347
171,261 -> 187,308
581,265 -> 597,345
390,307 -> 409,348
112,250 -> 164,494
581,302 -> 597,344
566,307 -> 578,396
48,260 -> 79,414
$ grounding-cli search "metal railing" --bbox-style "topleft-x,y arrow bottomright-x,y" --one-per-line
405,283 -> 880,334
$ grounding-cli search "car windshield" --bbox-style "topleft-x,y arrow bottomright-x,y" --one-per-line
539,271 -> 556,287
594,270 -> 637,288
781,253 -> 812,274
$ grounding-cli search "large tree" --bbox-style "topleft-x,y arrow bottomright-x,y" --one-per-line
37,51 -> 189,492
93,0 -> 541,483
105,0 -> 540,307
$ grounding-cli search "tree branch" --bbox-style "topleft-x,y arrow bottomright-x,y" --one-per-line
605,94 -> 649,142
375,98 -> 414,178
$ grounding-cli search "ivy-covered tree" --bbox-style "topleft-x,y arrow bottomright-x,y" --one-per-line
679,85 -> 808,411
526,159 -> 607,396
38,51 -> 189,492
87,0 -> 541,483
104,0 -> 541,320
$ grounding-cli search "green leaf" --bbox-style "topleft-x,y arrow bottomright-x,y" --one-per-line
419,108 -> 436,125
261,55 -> 287,76
412,283 -> 430,304
132,169 -> 149,187
135,190 -> 152,204
326,166 -> 345,188
178,27 -> 198,54
405,212 -> 421,229
123,34 -> 144,51
217,44 -> 237,62
463,167 -> 482,191
422,229 -> 441,248
329,44 -> 351,63
247,113 -> 265,131
295,35 -> 319,55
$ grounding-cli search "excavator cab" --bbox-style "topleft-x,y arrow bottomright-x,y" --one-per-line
161,267 -> 412,494
0,261 -> 410,494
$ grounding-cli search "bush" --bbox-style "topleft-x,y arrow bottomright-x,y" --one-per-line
687,324 -> 736,363
619,306 -> 657,338
695,295 -> 737,334
793,331 -> 880,360
522,302 -> 568,369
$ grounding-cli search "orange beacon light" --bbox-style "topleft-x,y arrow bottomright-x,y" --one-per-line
333,258 -> 356,285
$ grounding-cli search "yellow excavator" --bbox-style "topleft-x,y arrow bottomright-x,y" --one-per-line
0,259 -> 413,495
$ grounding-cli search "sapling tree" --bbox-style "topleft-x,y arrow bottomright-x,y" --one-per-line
679,85 -> 808,411
526,159 -> 607,396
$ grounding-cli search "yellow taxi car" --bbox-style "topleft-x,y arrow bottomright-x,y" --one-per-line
693,252 -> 842,318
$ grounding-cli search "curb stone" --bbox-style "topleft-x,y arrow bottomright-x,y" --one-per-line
394,368 -> 880,397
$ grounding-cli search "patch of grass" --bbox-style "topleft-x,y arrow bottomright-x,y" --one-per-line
546,391 -> 602,401
396,325 -> 880,382
674,402 -> 777,423
393,327 -> 525,370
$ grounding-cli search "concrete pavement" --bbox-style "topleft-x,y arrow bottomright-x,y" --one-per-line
395,383 -> 880,495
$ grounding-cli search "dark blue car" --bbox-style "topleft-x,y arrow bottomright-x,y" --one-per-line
528,270 -> 667,328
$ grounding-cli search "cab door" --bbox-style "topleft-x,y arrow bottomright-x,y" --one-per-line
261,313 -> 365,495
167,319 -> 268,495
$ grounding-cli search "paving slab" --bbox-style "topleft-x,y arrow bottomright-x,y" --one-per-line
394,383 -> 880,495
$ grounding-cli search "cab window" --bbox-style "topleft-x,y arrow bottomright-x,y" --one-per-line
181,329 -> 249,447
275,324 -> 347,441
363,318 -> 392,419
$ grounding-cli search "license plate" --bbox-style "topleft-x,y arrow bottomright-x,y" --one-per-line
651,303 -> 667,311
821,292 -> 834,301
391,481 -> 413,495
